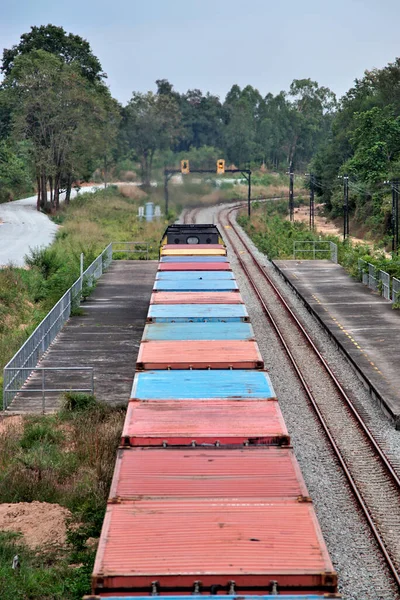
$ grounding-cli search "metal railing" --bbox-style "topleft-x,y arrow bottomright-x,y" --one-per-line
358,259 -> 398,303
393,278 -> 400,303
112,241 -> 150,259
380,270 -> 391,300
4,367 -> 94,413
3,243 -> 112,410
293,240 -> 338,263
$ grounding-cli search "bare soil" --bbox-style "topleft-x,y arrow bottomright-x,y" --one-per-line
0,501 -> 71,549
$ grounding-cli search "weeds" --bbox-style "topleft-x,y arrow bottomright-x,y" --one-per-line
0,398 -> 126,598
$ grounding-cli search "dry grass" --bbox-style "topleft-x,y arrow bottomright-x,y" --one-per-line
118,184 -> 147,200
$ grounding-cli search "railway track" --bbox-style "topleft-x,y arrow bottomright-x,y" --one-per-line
210,203 -> 400,591
183,207 -> 201,224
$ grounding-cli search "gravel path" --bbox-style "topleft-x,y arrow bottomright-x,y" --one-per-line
186,202 -> 400,600
0,185 -> 105,267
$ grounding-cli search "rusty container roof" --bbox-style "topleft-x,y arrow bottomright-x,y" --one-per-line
136,340 -> 264,370
121,399 -> 288,447
159,262 -> 232,271
109,447 -> 309,502
150,292 -> 244,304
92,500 -> 337,594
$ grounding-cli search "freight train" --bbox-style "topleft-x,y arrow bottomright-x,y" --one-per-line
84,224 -> 339,600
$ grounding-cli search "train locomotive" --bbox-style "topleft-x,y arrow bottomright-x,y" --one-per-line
85,224 -> 339,600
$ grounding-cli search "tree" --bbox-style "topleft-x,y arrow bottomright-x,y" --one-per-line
287,79 -> 336,168
2,24 -> 106,83
3,50 -> 116,211
122,91 -> 181,186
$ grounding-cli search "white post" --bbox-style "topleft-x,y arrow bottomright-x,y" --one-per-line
80,253 -> 84,278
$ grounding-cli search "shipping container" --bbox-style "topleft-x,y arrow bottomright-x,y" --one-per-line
109,447 -> 307,501
83,592 -> 342,600
92,500 -> 337,595
147,304 -> 247,323
142,322 -> 254,341
155,271 -> 235,280
159,262 -> 232,271
131,369 -> 275,400
136,340 -> 263,370
150,291 -> 244,304
121,398 -> 286,446
162,244 -> 225,251
161,255 -> 229,262
153,280 -> 238,292
161,248 -> 226,257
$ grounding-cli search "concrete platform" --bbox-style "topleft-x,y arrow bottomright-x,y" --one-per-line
8,260 -> 158,413
274,259 -> 400,425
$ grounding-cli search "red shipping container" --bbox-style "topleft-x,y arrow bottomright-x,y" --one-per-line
150,291 -> 244,304
136,340 -> 264,370
92,500 -> 337,594
121,399 -> 289,447
158,262 -> 232,271
109,447 -> 310,502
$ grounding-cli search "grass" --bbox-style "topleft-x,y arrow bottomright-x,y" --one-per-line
237,200 -> 398,283
0,395 -> 126,599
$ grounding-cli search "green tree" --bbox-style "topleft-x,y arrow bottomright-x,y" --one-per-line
2,24 -> 105,83
122,91 -> 182,187
4,50 -> 116,211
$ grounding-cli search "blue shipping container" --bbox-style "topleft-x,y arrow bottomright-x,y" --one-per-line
147,304 -> 248,322
160,256 -> 228,263
153,280 -> 238,292
156,271 -> 234,280
131,369 -> 276,399
142,322 -> 255,341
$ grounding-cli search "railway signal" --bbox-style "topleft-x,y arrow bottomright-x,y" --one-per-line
181,160 -> 190,174
217,159 -> 225,174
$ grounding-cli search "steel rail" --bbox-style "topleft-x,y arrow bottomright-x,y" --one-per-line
219,204 -> 400,589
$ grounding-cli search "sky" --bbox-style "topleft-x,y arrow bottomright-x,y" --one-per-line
1,0 -> 400,104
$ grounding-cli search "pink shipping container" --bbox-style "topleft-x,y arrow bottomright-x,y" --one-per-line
109,447 -> 310,502
92,500 -> 337,595
162,244 -> 224,250
150,291 -> 244,304
136,340 -> 264,370
158,262 -> 232,271
121,399 -> 289,447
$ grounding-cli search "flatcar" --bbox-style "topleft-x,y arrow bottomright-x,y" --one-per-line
86,226 -> 339,599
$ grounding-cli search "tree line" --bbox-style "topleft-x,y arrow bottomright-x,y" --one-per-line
1,22 -> 400,236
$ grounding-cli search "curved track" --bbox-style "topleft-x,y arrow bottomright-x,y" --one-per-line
194,202 -> 400,591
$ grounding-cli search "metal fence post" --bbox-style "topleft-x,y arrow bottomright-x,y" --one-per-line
42,369 -> 45,414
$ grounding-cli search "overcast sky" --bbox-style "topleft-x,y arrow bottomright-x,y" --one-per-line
1,0 -> 400,104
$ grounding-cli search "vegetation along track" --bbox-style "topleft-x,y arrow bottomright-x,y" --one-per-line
213,202 -> 400,590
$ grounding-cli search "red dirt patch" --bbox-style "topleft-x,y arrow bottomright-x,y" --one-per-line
0,502 -> 71,549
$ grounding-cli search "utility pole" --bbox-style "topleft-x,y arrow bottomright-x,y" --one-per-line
392,179 -> 399,254
247,171 -> 252,217
289,165 -> 294,222
343,174 -> 349,240
309,173 -> 315,230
